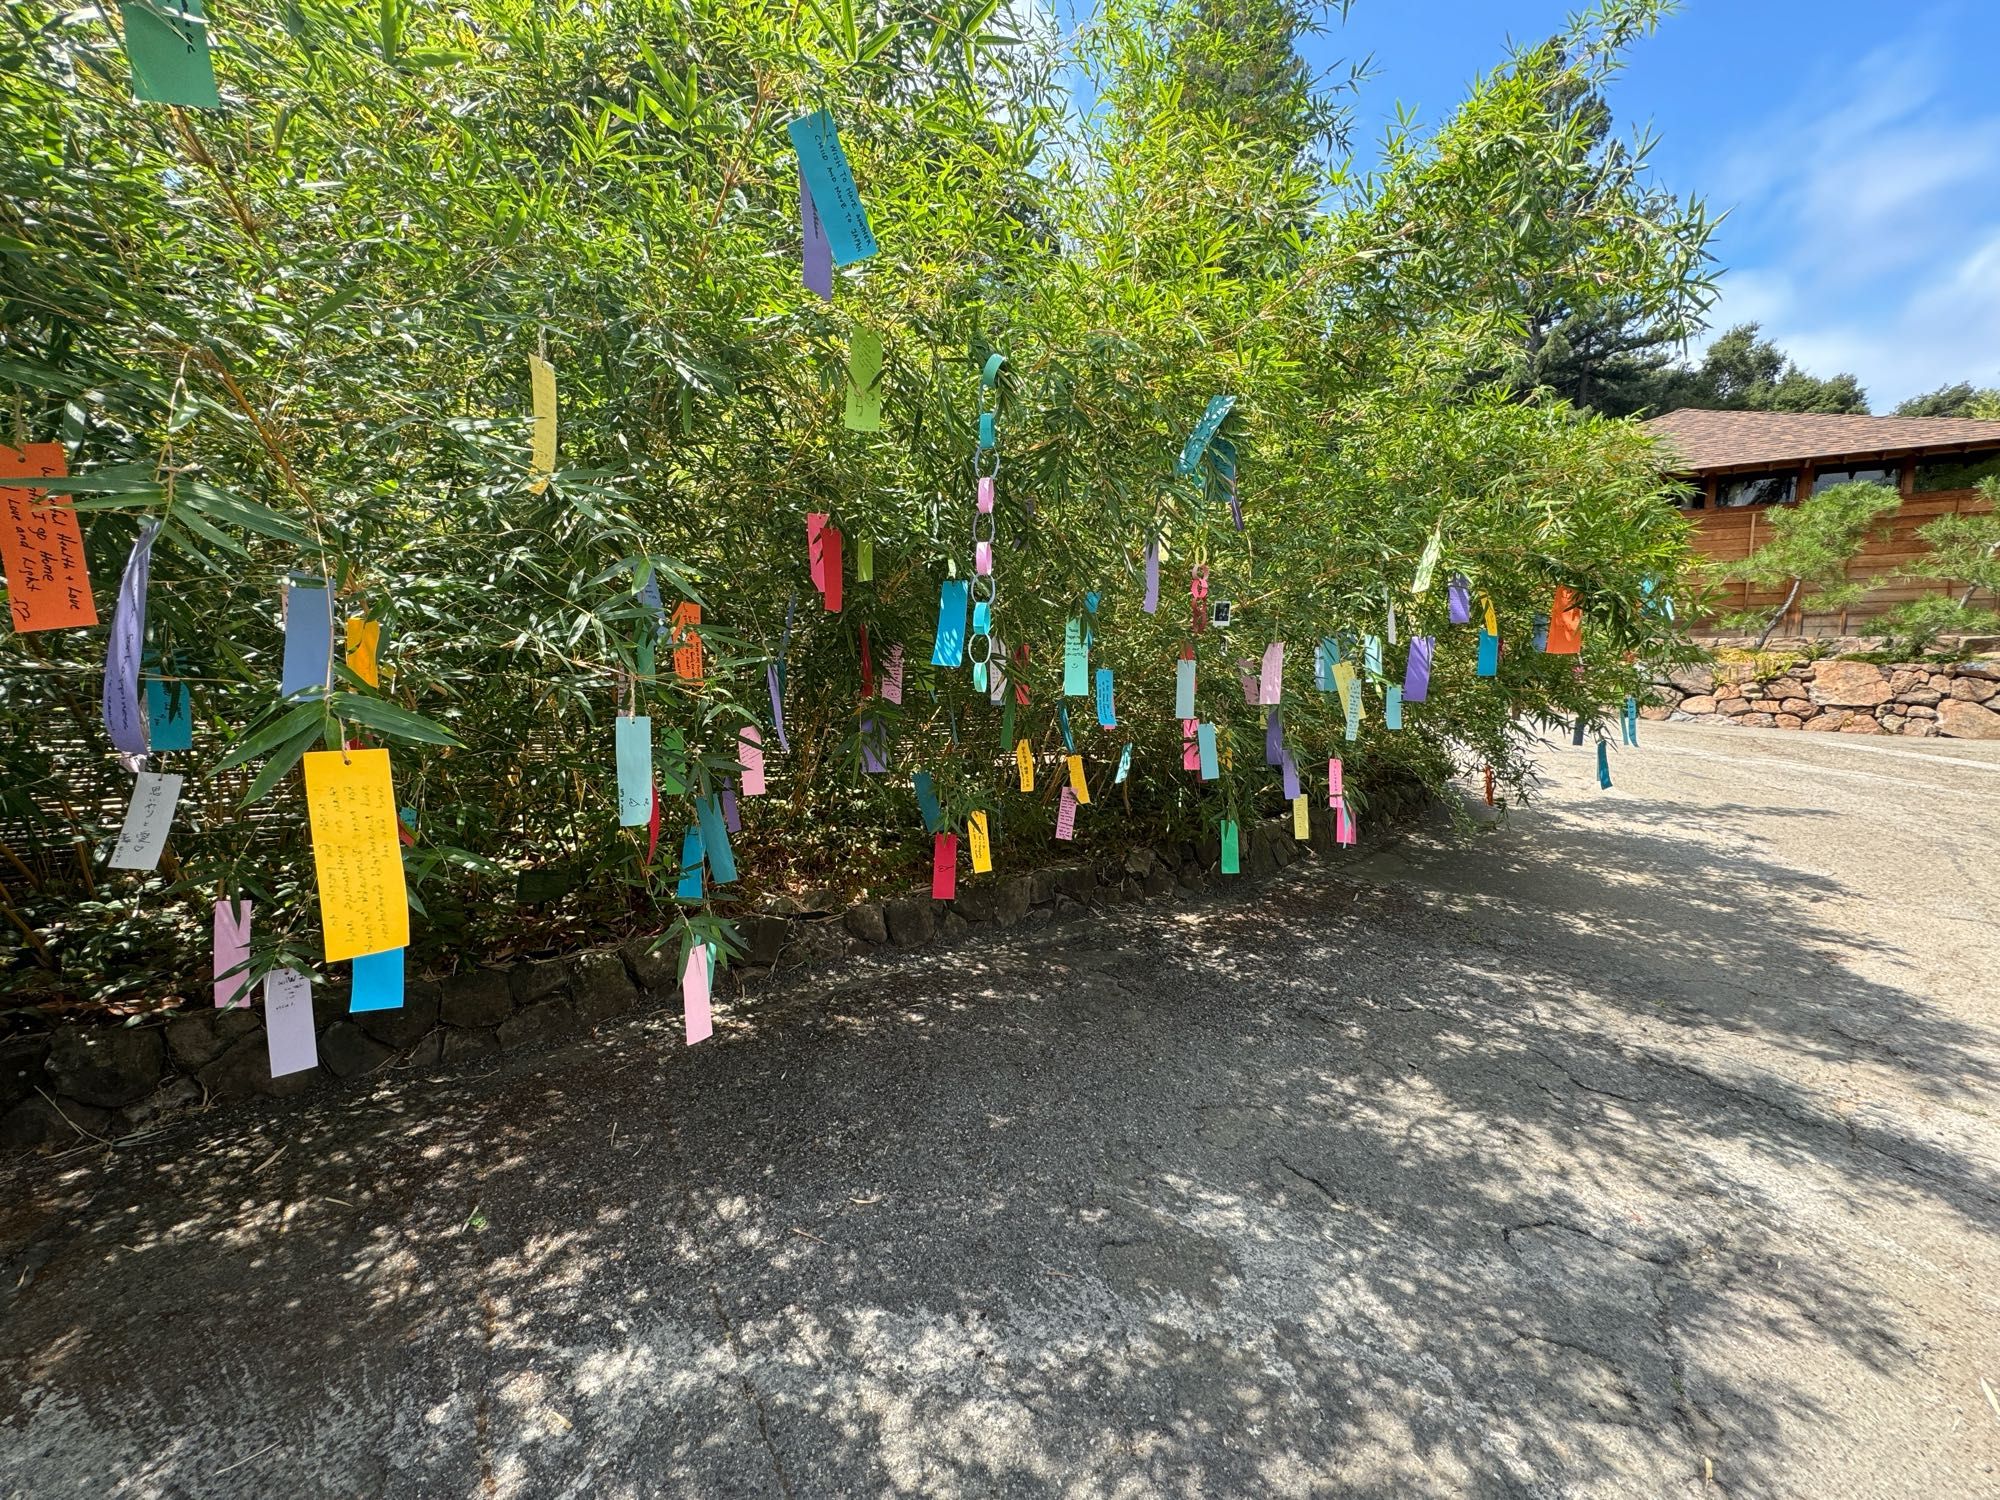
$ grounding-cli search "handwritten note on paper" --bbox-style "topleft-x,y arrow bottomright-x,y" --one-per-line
844,329 -> 884,431
1332,660 -> 1358,720
1016,738 -> 1034,792
683,944 -> 713,1045
932,833 -> 958,900
1062,619 -> 1088,697
932,579 -> 969,667
103,520 -> 159,756
528,353 -> 556,493
214,899 -> 252,1008
120,0 -> 220,108
1546,587 -> 1583,654
1175,652 -> 1196,720
1260,642 -> 1284,705
303,749 -> 409,963
789,110 -> 877,266
739,725 -> 767,795
108,770 -> 182,870
264,968 -> 318,1077
1055,785 -> 1077,841
882,643 -> 905,704
799,167 -> 833,298
350,947 -> 404,1012
1345,690 -> 1361,742
1,443 -> 98,632
281,577 -> 334,699
676,825 -> 705,901
1197,722 -> 1218,781
1095,667 -> 1116,728
1220,818 -> 1241,875
1328,757 -> 1344,806
614,716 -> 652,827
969,811 -> 992,874
1293,794 -> 1310,840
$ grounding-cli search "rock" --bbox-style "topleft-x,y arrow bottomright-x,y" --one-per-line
1774,714 -> 1804,730
737,915 -> 791,967
1801,712 -> 1848,732
164,1007 -> 261,1071
442,1028 -> 501,1066
510,960 -> 570,1006
938,910 -> 970,939
1,1034 -> 51,1111
883,897 -> 937,947
1900,719 -> 1939,737
1949,674 -> 1998,703
1809,660 -> 1891,708
319,1021 -> 394,1080
954,877 -> 1031,926
1889,668 -> 1928,693
1677,695 -> 1717,715
1896,688 -> 1942,706
571,952 -> 637,1026
1056,866 -> 1097,902
355,980 -> 440,1049
498,1001 -> 577,1054
1878,714 -> 1905,733
1142,864 -> 1176,897
441,969 -> 513,1028
1123,847 -> 1157,880
1739,713 -> 1776,727
1638,705 -> 1672,721
1666,664 -> 1715,695
199,1034 -> 315,1100
405,1033 -> 444,1069
1770,679 -> 1809,701
1716,698 -> 1751,716
2,1094 -> 112,1150
1029,869 -> 1062,905
622,936 -> 677,994
1750,699 -> 1782,713
1840,716 -> 1883,735
1937,698 -> 2000,739
1904,704 -> 1938,719
843,902 -> 888,944
44,1023 -> 165,1108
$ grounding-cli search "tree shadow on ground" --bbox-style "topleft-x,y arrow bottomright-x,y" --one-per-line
2,795 -> 1997,1499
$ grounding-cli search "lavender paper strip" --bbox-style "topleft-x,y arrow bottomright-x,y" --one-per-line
1265,709 -> 1283,766
1403,636 -> 1433,702
860,713 -> 888,773
799,168 -> 833,299
1143,542 -> 1160,614
1448,575 -> 1472,625
103,519 -> 160,756
721,780 -> 741,833
1281,748 -> 1300,801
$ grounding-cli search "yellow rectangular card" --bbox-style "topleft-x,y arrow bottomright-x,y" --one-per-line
528,353 -> 556,493
1293,794 -> 1310,840
1067,753 -> 1089,805
1016,738 -> 1034,792
969,810 -> 992,873
344,617 -> 380,688
303,748 -> 409,962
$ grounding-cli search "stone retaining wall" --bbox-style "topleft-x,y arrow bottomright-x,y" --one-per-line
1644,657 -> 2000,738
2,806 -> 1359,1153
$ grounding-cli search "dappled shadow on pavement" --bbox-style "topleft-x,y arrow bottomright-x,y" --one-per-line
3,774 -> 1999,1498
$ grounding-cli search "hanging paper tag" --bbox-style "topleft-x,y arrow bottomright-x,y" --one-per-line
614,716 -> 652,826
1114,743 -> 1132,784
1237,660 -> 1260,705
1016,737 -> 1034,792
844,329 -> 884,431
1280,747 -> 1300,801
1403,636 -> 1433,703
1336,802 -> 1356,846
932,579 -> 969,667
1597,739 -> 1613,790
977,476 -> 995,513
1219,818 -> 1240,875
1387,601 -> 1398,647
721,781 -> 741,833
351,948 -> 405,1012
107,770 -> 181,870
913,771 -> 944,834
822,528 -> 844,612
1546,587 -> 1583,654
739,725 -> 767,795
1095,667 -> 1115,728
1264,708 -> 1283,766
807,513 -> 829,592
696,794 -> 738,883
1196,722 -> 1218,781
648,784 -> 661,864
0,443 -> 98,632
145,666 -> 192,752
1532,615 -> 1551,652
280,576 -> 335,699
682,943 -> 713,1045
882,643 -> 905,704
1328,758 -> 1344,806
1363,635 -> 1383,680
857,537 -> 874,581
1175,653 -> 1196,721
1623,696 -> 1640,747
1344,686 -> 1362,741
302,748 -> 409,962
1175,394 -> 1236,476
214,899 -> 253,1008
1448,575 -> 1472,625
1143,542 -> 1160,614
103,520 -> 160,757
121,0 -> 220,109
788,110 -> 877,265
1055,785 -> 1077,841
1332,660 -> 1359,721
528,353 -> 556,493
1292,794 -> 1310,840
1058,703 -> 1075,752
1384,685 -> 1404,730
1413,526 -> 1444,596
670,602 -> 704,681
1315,638 -> 1338,692
1062,619 -> 1088,696
767,663 -> 790,752
1477,631 -> 1500,677
1260,642 -> 1284,705
345,617 -> 381,688
969,811 -> 992,874
676,825 -> 705,901
264,968 -> 318,1077
799,168 -> 833,298
859,712 -> 888,773
932,833 -> 958,899
1067,754 -> 1090,805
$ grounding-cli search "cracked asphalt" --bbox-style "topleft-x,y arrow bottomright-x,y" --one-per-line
4,720 -> 1999,1499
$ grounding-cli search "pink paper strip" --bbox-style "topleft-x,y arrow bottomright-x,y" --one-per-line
882,644 -> 905,704
806,513 -> 829,592
1055,785 -> 1077,840
1183,719 -> 1200,771
1237,660 -> 1260,705
1260,642 -> 1284,705
683,945 -> 713,1045
739,726 -> 767,795
932,832 -> 959,899
1327,757 -> 1344,806
975,540 -> 992,575
977,477 -> 995,513
214,899 -> 253,1009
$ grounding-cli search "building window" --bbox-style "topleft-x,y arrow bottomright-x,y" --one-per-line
1915,451 -> 2000,492
1716,471 -> 1797,508
1812,464 -> 1901,494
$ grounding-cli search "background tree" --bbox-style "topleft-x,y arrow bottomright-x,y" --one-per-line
1878,479 -> 2000,650
1646,323 -> 1868,414
1718,481 -> 1901,647
1894,382 -> 2000,420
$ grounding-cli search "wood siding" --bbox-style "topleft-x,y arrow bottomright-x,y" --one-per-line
1688,483 -> 1995,632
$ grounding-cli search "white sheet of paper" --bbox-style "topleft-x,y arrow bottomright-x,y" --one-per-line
264,968 -> 319,1077
107,771 -> 183,870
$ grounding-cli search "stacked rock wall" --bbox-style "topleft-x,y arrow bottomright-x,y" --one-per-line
1645,658 -> 2000,739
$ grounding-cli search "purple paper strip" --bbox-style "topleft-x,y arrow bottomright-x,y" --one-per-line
1280,748 -> 1300,801
800,169 -> 833,300
1143,542 -> 1160,614
721,780 -> 741,833
103,519 -> 161,756
1227,485 -> 1244,532
767,663 -> 790,752
1265,709 -> 1283,766
860,713 -> 887,773
1403,636 -> 1434,703
1447,575 -> 1472,625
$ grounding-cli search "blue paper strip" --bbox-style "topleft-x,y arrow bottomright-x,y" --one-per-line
1384,685 -> 1404,730
615,716 -> 652,826
1598,739 -> 1613,789
351,947 -> 405,1012
913,771 -> 944,834
1197,722 -> 1218,781
1280,748 -> 1300,801
1095,667 -> 1116,728
788,110 -> 877,266
103,520 -> 160,756
1175,656 -> 1196,720
1059,703 -> 1075,752
280,577 -> 335,700
145,669 -> 193,752
1115,743 -> 1133,785
1623,695 -> 1640,747
1316,638 -> 1339,692
1477,630 -> 1500,677
931,580 -> 969,667
1532,615 -> 1550,652
799,169 -> 833,298
696,794 -> 738,884
1176,394 -> 1236,477
676,825 -> 705,901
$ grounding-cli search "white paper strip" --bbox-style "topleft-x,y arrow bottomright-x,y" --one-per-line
107,770 -> 183,870
264,968 -> 319,1078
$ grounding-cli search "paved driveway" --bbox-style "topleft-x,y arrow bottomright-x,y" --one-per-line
4,722 -> 1999,1499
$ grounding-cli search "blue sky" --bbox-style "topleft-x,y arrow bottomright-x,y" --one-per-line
1314,0 -> 2000,410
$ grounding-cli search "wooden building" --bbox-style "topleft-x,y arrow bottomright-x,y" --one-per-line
1644,408 -> 2000,633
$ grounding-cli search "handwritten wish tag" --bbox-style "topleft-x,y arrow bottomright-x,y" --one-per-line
697,794 -> 739,883
1332,660 -> 1358,720
1546,586 -> 1583,654
281,576 -> 334,699
1403,636 -> 1433,702
214,898 -> 252,1008
1293,794 -> 1310,840
969,811 -> 992,873
739,726 -> 767,795
1,443 -> 98,632
303,748 -> 409,962
799,167 -> 833,298
1182,719 -> 1200,772
881,642 -> 905,704
528,353 -> 556,493
1344,685 -> 1361,741
1067,753 -> 1090,805
1477,630 -> 1500,676
344,617 -> 381,687
1175,651 -> 1196,720
676,825 -> 705,901
1055,785 -> 1077,840
1094,667 -> 1116,728
1384,685 -> 1404,730
103,520 -> 160,757
108,770 -> 181,870
932,832 -> 959,899
614,716 -> 652,826
1115,742 -> 1132,785
672,602 -> 704,680
1328,757 -> 1344,806
844,329 -> 884,431
1220,817 -> 1240,875
121,0 -> 220,108
1448,574 -> 1472,625
932,579 -> 969,667
1260,642 -> 1284,705
789,110 -> 877,265
1143,541 -> 1160,614
1062,619 -> 1088,697
1197,722 -> 1218,781
351,947 -> 404,1013
682,944 -> 713,1045
1016,738 -> 1034,791
264,968 -> 318,1077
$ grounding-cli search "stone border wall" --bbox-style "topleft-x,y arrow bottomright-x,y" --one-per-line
1644,657 -> 2000,738
2,804 -> 1368,1154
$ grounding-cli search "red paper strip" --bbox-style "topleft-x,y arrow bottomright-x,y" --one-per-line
931,832 -> 958,899
823,527 -> 844,612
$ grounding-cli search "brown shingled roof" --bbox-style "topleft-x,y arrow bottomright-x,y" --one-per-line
1642,408 -> 2000,474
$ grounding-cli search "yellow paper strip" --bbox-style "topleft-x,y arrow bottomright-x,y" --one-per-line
528,353 -> 557,493
303,748 -> 409,963
969,810 -> 992,873
344,617 -> 381,688
1482,595 -> 1498,636
1016,738 -> 1034,792
1292,794 -> 1310,840
1067,753 -> 1089,805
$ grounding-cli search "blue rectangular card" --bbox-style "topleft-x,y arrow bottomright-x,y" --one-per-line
350,947 -> 404,1012
788,110 -> 877,266
932,580 -> 969,667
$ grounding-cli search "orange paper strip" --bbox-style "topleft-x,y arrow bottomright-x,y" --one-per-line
1,443 -> 98,632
